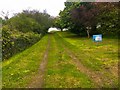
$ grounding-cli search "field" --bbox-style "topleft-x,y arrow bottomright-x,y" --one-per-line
2,31 -> 118,88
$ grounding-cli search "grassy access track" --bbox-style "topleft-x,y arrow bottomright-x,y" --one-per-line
2,31 -> 118,88
2,35 -> 49,88
44,33 -> 95,88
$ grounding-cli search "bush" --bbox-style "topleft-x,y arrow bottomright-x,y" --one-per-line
2,25 -> 41,60
2,10 -> 54,60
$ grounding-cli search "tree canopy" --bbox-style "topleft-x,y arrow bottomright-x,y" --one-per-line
56,2 -> 119,37
2,9 -> 54,60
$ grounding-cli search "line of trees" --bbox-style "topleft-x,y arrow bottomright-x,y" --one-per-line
1,2 -> 119,60
54,2 -> 119,38
1,10 -> 54,60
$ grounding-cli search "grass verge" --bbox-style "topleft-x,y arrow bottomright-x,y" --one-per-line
2,35 -> 48,88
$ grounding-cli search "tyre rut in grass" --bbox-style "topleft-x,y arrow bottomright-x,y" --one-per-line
55,33 -> 118,88
27,35 -> 51,88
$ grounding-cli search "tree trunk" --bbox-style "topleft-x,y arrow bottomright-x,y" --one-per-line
87,30 -> 90,38
61,28 -> 63,32
92,25 -> 97,34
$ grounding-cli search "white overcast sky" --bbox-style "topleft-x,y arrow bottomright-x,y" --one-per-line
0,0 -> 66,18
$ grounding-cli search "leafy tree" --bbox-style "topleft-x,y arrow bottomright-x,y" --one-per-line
93,2 -> 119,35
70,2 -> 99,38
53,16 -> 64,31
2,9 -> 54,60
59,2 -> 119,37
21,10 -> 54,33
58,2 -> 79,33
6,13 -> 41,33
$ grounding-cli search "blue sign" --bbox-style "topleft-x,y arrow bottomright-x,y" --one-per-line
93,34 -> 102,42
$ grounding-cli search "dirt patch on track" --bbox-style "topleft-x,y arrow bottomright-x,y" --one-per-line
63,47 -> 102,87
55,33 -> 118,88
63,45 -> 117,88
27,35 -> 50,88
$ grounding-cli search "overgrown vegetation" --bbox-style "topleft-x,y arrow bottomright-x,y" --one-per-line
54,2 -> 119,37
2,10 -> 54,60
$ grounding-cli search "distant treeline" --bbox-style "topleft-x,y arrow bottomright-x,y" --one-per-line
1,10 -> 54,60
1,2 -> 119,60
54,2 -> 119,38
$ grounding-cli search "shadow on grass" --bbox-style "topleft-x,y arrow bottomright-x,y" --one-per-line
64,35 -> 81,39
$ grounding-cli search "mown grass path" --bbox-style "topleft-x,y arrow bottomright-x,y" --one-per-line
27,34 -> 51,88
44,33 -> 96,88
55,33 -> 118,88
2,31 -> 118,88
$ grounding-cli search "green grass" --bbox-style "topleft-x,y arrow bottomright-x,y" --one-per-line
43,33 -> 95,88
2,35 -> 49,88
57,31 -> 118,70
56,31 -> 118,87
2,31 -> 118,88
